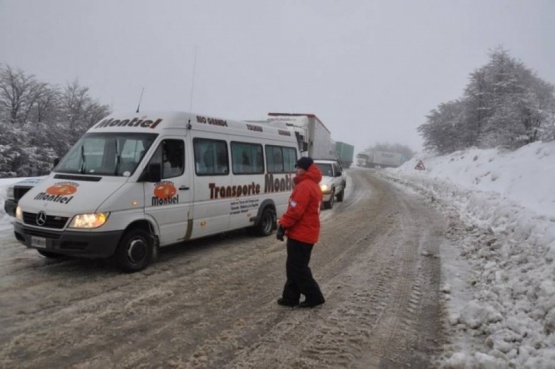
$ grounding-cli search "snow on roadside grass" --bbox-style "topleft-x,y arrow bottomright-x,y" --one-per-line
382,143 -> 555,369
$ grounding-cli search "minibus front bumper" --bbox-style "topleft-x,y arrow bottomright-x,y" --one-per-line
14,222 -> 124,259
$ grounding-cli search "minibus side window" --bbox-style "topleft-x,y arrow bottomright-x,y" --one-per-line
282,147 -> 297,172
193,138 -> 229,176
117,137 -> 151,176
149,139 -> 184,179
265,145 -> 297,174
231,142 -> 264,175
266,146 -> 282,173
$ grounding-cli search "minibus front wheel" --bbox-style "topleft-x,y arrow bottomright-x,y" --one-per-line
115,229 -> 153,272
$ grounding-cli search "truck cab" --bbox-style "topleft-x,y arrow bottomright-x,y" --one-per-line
313,159 -> 346,209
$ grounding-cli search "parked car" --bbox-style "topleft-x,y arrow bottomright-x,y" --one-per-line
3,177 -> 45,217
313,159 -> 346,209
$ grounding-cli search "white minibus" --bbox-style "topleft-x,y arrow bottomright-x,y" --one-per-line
14,111 -> 299,272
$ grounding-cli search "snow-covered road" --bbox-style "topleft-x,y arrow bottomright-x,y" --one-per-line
1,141 -> 555,368
0,169 -> 447,368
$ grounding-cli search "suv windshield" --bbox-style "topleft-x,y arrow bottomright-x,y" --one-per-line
56,132 -> 157,176
315,163 -> 333,177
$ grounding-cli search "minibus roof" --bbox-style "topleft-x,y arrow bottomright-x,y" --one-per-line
88,111 -> 296,142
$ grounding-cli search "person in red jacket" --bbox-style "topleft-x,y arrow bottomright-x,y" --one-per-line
276,156 -> 326,308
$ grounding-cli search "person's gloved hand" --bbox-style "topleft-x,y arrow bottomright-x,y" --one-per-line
276,226 -> 285,241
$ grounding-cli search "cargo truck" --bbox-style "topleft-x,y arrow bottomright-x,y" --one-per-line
357,150 -> 405,168
355,153 -> 370,167
267,113 -> 336,159
335,141 -> 354,168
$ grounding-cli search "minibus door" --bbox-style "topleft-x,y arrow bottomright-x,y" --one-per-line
144,138 -> 192,245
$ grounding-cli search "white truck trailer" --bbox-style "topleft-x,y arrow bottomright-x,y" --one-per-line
266,113 -> 336,159
365,150 -> 405,168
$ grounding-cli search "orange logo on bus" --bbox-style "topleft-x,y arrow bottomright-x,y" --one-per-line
46,184 -> 78,196
154,183 -> 177,199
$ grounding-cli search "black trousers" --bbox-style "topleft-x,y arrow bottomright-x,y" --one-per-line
282,238 -> 325,304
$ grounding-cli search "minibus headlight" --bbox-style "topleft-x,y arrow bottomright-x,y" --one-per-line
16,206 -> 23,221
69,212 -> 110,229
320,184 -> 329,193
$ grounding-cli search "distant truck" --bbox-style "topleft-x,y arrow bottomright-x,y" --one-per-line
356,151 -> 405,168
335,141 -> 354,168
355,153 -> 370,167
267,113 -> 336,159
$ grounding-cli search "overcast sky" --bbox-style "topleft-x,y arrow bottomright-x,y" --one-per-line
1,0 -> 554,153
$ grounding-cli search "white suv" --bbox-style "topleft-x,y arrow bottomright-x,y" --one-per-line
314,159 -> 347,209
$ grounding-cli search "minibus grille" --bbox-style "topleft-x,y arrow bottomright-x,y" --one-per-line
22,212 -> 69,229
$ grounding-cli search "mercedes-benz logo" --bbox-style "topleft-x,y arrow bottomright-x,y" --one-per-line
36,211 -> 47,226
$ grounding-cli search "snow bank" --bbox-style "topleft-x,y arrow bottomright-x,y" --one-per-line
384,142 -> 555,369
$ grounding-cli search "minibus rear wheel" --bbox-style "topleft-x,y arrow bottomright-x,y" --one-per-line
115,229 -> 153,272
254,207 -> 275,237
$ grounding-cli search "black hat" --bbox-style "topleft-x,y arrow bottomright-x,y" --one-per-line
295,157 -> 314,170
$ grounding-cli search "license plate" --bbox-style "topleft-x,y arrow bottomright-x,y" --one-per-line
31,236 -> 46,248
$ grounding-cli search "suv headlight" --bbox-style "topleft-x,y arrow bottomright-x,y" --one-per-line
69,212 -> 110,229
16,206 -> 23,221
320,184 -> 329,193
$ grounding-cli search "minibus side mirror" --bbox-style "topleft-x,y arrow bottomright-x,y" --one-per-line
140,163 -> 162,182
149,163 -> 162,182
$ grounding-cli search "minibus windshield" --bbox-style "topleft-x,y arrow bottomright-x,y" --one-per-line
56,132 -> 157,176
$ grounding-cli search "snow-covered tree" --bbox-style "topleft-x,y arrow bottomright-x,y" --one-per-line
462,68 -> 489,148
32,83 -> 61,124
418,100 -> 466,154
0,65 -> 111,177
59,80 -> 110,144
477,48 -> 554,149
419,47 -> 555,153
0,65 -> 42,124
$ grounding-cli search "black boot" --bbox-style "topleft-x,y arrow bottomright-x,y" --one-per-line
299,297 -> 325,308
277,298 -> 298,307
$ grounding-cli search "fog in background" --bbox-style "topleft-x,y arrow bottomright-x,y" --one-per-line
1,0 -> 554,153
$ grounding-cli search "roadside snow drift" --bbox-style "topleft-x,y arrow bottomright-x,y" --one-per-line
384,141 -> 555,369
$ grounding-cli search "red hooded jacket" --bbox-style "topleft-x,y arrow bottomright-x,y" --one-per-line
279,163 -> 323,244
